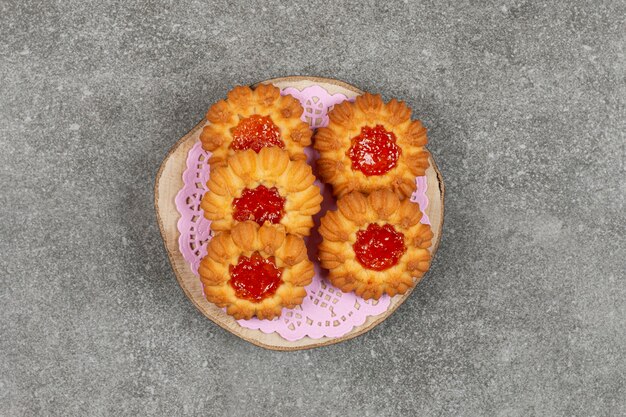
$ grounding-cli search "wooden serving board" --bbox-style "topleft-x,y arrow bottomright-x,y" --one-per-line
154,76 -> 445,350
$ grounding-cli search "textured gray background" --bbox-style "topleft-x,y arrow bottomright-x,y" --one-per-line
1,0 -> 625,416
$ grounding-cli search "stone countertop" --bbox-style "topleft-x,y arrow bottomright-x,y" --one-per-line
1,1 -> 624,416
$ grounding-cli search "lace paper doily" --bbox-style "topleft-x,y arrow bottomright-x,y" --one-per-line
175,85 -> 430,341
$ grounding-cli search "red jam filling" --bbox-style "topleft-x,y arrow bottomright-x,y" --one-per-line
231,114 -> 284,152
353,223 -> 406,271
347,125 -> 401,176
229,252 -> 283,302
232,185 -> 285,226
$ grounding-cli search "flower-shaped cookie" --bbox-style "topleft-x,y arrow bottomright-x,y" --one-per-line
200,84 -> 312,166
198,221 -> 314,320
318,189 -> 433,300
200,147 -> 322,237
314,93 -> 430,199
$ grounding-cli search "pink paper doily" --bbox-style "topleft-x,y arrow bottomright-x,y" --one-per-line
175,85 -> 430,341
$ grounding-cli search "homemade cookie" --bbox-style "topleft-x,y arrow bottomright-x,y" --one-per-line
198,221 -> 314,320
200,147 -> 322,236
318,190 -> 433,299
200,84 -> 312,166
314,93 -> 430,199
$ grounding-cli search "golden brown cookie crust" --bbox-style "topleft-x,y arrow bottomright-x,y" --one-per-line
198,221 -> 314,320
314,93 -> 430,199
318,190 -> 433,300
200,147 -> 322,236
200,84 -> 312,166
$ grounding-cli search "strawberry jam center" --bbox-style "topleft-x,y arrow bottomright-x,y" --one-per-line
232,185 -> 285,226
353,223 -> 406,271
347,125 -> 401,176
229,252 -> 282,302
231,114 -> 284,153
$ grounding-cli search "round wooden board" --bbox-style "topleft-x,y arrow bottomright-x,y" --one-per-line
154,76 -> 445,350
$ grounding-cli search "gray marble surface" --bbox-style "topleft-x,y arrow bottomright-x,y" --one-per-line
1,0 -> 625,416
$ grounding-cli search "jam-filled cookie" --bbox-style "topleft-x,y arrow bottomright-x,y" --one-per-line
314,93 -> 430,199
198,221 -> 314,320
200,147 -> 322,237
200,84 -> 312,166
318,189 -> 433,300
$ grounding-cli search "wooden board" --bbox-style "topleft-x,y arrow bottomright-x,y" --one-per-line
154,76 -> 445,350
